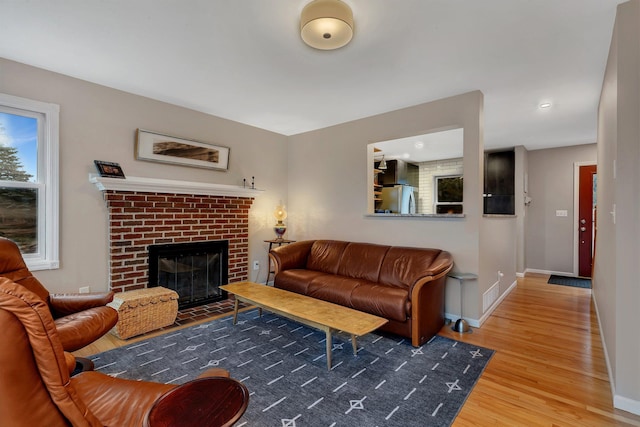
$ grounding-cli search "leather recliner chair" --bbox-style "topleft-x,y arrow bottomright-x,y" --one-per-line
0,237 -> 118,351
0,277 -> 249,427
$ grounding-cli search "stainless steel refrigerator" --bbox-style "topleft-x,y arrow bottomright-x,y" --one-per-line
380,185 -> 416,214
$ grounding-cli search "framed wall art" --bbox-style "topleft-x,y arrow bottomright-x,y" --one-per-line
135,129 -> 230,171
94,160 -> 126,178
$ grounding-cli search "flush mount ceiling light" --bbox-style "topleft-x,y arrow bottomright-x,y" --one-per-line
300,0 -> 354,50
539,102 -> 552,109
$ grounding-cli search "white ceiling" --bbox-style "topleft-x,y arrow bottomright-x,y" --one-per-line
374,129 -> 464,163
0,0 -> 620,151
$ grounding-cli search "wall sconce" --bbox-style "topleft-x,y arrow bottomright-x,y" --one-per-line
273,204 -> 288,240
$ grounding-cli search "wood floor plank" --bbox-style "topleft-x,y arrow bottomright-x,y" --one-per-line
441,275 -> 640,426
75,275 -> 640,425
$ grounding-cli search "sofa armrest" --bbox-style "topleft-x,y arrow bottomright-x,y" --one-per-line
409,264 -> 452,346
63,352 -> 77,375
49,292 -> 115,316
269,240 -> 315,275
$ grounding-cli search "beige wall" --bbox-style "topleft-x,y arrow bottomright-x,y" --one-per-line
0,59 -> 518,329
525,144 -> 597,274
479,215 -> 516,315
0,59 -> 510,319
286,91 -> 514,322
0,58 -> 289,291
595,0 -> 640,413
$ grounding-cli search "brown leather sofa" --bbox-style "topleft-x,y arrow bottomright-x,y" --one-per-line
0,237 -> 118,351
0,277 -> 249,427
269,240 -> 453,346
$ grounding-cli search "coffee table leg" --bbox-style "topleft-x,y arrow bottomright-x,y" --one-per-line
232,298 -> 239,325
351,335 -> 358,356
326,329 -> 332,371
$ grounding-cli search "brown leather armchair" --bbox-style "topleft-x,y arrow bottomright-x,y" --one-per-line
0,237 -> 118,351
0,277 -> 249,427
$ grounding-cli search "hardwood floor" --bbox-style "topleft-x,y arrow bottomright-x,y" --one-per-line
75,275 -> 640,426
441,274 -> 640,426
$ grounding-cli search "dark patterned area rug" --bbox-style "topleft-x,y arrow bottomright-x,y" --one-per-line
91,309 -> 494,426
548,274 -> 592,289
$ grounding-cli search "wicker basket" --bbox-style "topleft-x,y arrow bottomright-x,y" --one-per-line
108,287 -> 179,339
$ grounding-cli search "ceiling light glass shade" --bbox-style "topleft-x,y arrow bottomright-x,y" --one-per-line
300,0 -> 353,50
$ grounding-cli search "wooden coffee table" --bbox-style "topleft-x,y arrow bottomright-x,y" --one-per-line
220,282 -> 388,370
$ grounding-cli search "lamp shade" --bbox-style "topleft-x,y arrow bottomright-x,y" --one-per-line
273,205 -> 287,224
379,156 -> 387,170
300,0 -> 353,50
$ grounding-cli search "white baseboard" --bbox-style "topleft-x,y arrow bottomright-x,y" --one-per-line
478,280 -> 517,326
592,293 -> 615,396
592,293 -> 640,416
445,279 -> 517,329
444,312 -> 480,328
614,395 -> 640,416
524,268 -> 575,277
516,272 -> 525,278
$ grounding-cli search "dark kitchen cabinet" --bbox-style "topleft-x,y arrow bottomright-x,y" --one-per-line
379,159 -> 419,187
484,150 -> 515,214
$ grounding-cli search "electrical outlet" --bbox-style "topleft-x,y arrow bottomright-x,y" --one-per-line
252,260 -> 260,270
79,286 -> 90,293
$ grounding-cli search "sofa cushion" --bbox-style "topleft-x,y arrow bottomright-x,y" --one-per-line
378,247 -> 446,289
307,275 -> 409,322
274,269 -> 328,295
350,283 -> 409,322
306,240 -> 349,274
307,275 -> 362,307
337,243 -> 389,282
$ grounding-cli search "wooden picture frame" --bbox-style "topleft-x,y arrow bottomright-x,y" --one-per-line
94,160 -> 126,178
135,129 -> 230,171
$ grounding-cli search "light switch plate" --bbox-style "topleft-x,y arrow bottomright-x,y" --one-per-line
556,210 -> 568,217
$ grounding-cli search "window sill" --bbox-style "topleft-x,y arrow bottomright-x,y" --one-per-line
25,259 -> 60,271
365,213 -> 465,219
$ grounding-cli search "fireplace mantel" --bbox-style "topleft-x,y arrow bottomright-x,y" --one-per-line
90,174 -> 264,197
94,174 -> 257,293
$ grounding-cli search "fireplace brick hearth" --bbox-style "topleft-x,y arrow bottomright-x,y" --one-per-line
103,191 -> 254,293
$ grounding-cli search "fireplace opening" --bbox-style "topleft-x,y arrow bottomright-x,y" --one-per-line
148,240 -> 228,310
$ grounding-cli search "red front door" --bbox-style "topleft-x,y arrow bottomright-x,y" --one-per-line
578,165 -> 597,277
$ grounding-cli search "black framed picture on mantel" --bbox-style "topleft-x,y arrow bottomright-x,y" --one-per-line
94,160 -> 126,179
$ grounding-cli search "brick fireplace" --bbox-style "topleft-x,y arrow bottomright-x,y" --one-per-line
91,176 -> 262,295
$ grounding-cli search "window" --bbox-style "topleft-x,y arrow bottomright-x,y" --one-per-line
435,175 -> 463,214
0,93 -> 59,270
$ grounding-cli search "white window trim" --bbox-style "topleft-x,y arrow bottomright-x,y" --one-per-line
0,93 -> 59,270
434,174 -> 464,212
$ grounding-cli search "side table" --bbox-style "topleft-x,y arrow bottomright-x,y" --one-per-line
144,376 -> 249,427
264,239 -> 295,283
448,272 -> 478,333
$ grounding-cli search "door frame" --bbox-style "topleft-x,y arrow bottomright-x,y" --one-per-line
573,161 -> 597,276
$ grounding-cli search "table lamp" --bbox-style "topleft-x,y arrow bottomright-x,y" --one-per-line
273,204 -> 287,240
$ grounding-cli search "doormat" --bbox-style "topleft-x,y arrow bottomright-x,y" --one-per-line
90,309 -> 494,426
548,274 -> 591,289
